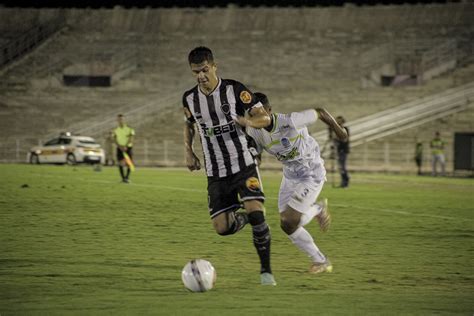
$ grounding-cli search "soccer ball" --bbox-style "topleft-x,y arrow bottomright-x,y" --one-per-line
181,259 -> 216,292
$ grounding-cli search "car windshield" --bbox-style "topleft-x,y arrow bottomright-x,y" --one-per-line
59,138 -> 72,145
44,138 -> 59,146
79,139 -> 98,145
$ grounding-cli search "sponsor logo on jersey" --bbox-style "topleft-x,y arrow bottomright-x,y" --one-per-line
239,91 -> 252,104
246,177 -> 261,192
202,121 -> 236,137
280,137 -> 291,148
276,147 -> 300,161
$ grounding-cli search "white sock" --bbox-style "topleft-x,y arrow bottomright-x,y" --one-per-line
288,226 -> 326,263
299,203 -> 321,227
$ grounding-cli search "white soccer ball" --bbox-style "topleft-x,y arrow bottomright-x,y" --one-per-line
181,259 -> 216,292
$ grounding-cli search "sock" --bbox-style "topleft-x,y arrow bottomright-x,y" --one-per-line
288,227 -> 326,263
248,211 -> 272,274
119,166 -> 125,179
126,168 -> 131,179
299,203 -> 321,227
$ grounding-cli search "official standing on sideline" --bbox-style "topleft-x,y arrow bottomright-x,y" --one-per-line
114,114 -> 135,183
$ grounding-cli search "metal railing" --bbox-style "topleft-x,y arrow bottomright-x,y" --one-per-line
0,137 -> 458,173
312,81 -> 474,147
359,39 -> 460,78
44,89 -> 185,140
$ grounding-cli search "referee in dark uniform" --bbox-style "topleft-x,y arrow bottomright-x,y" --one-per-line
183,47 -> 276,285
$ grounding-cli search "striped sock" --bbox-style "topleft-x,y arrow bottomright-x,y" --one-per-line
249,211 -> 272,274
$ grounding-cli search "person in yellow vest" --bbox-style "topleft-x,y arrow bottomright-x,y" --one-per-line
430,131 -> 445,176
113,114 -> 135,183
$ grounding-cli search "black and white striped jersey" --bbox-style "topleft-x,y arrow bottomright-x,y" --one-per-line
183,78 -> 262,178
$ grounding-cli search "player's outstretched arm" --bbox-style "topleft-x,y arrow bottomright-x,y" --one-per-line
315,108 -> 348,142
235,107 -> 271,129
183,119 -> 201,172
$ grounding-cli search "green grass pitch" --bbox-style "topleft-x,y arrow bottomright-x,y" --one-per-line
0,164 -> 473,315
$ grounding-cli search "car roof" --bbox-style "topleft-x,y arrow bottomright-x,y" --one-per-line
73,136 -> 96,141
57,136 -> 96,141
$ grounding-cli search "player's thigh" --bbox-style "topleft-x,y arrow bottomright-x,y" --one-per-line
284,177 -> 324,214
207,177 -> 240,220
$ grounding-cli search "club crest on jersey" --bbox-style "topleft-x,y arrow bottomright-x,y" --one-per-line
220,103 -> 230,115
246,177 -> 261,192
240,91 -> 252,104
280,137 -> 291,148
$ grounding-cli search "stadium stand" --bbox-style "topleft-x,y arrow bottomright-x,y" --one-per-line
0,4 -> 473,172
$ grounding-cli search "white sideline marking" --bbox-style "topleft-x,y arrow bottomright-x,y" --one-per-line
31,172 -> 470,222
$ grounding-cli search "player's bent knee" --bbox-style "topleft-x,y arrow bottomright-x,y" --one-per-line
280,217 -> 298,235
243,200 -> 264,213
280,210 -> 300,235
248,210 -> 265,226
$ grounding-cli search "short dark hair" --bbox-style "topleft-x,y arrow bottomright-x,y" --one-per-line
254,92 -> 269,107
336,116 -> 345,124
117,114 -> 123,118
188,46 -> 214,65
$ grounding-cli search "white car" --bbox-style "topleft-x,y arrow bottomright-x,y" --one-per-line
28,134 -> 105,165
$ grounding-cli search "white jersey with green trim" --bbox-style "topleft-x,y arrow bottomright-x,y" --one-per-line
246,109 -> 326,181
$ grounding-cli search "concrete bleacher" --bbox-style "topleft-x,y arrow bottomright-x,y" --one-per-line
348,105 -> 474,173
0,4 -> 473,171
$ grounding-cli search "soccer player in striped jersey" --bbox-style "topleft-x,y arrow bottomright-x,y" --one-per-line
243,92 -> 347,274
182,47 -> 276,285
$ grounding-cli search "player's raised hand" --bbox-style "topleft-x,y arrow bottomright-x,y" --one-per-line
316,108 -> 348,142
186,151 -> 201,171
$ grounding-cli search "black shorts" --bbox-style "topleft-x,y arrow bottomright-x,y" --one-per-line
117,147 -> 133,161
207,164 -> 265,219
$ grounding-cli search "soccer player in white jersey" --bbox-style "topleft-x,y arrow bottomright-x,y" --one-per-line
240,92 -> 347,274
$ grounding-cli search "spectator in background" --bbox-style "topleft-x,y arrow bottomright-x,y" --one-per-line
105,130 -> 116,166
430,131 -> 445,176
334,116 -> 350,188
114,114 -> 135,183
414,142 -> 423,175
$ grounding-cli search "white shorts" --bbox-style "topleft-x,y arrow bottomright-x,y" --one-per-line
278,176 -> 325,214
